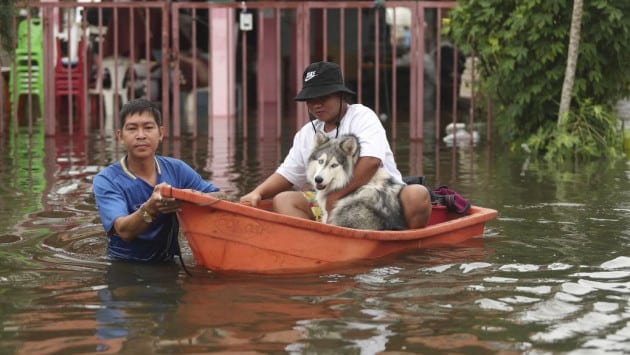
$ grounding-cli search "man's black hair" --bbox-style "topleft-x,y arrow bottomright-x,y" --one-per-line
119,99 -> 162,127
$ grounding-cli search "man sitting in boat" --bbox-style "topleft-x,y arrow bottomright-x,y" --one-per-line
93,99 -> 226,262
240,61 -> 431,229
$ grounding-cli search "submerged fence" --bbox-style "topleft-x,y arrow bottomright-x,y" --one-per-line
0,1 -> 488,142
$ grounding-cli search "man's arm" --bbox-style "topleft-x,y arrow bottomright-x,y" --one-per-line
240,173 -> 293,207
112,187 -> 161,242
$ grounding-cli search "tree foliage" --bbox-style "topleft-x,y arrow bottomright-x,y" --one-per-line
0,0 -> 19,60
446,0 -> 630,160
527,99 -> 623,163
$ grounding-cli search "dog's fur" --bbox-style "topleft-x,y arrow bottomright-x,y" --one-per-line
306,131 -> 407,230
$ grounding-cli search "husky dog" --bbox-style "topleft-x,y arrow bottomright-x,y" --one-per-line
306,132 -> 407,230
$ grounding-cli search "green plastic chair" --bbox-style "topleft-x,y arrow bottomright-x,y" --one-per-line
16,18 -> 43,52
10,17 -> 44,115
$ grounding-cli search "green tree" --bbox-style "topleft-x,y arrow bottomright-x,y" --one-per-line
447,0 -> 630,161
0,0 -> 19,59
558,0 -> 583,124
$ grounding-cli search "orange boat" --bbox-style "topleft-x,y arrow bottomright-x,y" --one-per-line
160,186 -> 498,274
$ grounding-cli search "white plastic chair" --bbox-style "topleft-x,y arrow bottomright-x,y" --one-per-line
90,56 -> 130,129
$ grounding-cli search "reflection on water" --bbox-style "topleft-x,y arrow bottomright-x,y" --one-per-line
0,121 -> 629,354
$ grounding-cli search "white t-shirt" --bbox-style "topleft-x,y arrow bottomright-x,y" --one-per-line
277,103 -> 404,189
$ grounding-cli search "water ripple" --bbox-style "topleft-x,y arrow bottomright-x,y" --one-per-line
499,263 -> 541,272
562,282 -> 595,295
531,312 -> 622,343
518,299 -> 582,323
475,298 -> 514,311
459,262 -> 493,273
577,279 -> 630,293
572,271 -> 630,279
601,256 -> 630,269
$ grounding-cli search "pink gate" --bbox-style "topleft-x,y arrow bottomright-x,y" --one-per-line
0,1 -> 485,143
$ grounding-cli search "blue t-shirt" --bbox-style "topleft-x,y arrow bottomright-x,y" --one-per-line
93,155 -> 219,262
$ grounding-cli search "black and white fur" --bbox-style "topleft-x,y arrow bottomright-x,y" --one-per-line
306,131 -> 407,230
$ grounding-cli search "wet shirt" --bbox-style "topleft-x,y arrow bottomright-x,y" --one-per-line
93,155 -> 219,262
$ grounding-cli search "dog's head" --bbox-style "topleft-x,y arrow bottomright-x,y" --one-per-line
306,131 -> 360,193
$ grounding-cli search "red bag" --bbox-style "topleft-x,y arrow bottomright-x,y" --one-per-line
403,176 -> 471,214
431,186 -> 471,214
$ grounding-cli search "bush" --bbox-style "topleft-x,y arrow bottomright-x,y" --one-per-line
0,1 -> 19,60
526,99 -> 624,163
446,0 -> 630,156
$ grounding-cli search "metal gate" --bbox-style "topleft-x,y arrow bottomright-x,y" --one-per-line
1,1 -> 481,142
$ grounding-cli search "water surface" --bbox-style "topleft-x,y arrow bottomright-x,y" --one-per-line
0,122 -> 629,354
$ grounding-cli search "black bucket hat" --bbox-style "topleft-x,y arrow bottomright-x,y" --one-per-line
294,61 -> 356,101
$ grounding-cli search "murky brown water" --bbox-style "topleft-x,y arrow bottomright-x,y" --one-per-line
0,119 -> 629,354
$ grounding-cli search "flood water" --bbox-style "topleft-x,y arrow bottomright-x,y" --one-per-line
0,118 -> 629,354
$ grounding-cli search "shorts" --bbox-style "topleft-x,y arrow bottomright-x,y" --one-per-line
303,191 -> 322,222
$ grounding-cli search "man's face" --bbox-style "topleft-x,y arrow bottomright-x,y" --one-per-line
117,112 -> 163,159
306,93 -> 342,123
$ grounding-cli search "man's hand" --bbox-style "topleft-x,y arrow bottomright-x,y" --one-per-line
154,183 -> 182,214
240,191 -> 262,207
